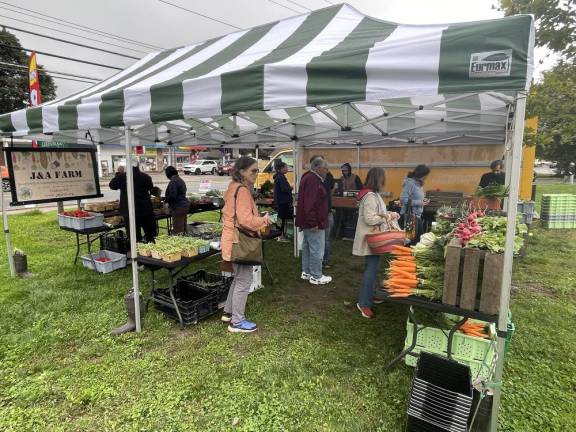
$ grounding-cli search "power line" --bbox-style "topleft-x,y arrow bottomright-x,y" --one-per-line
268,0 -> 303,14
283,0 -> 312,12
0,13 -> 151,55
0,65 -> 98,84
0,1 -> 164,51
0,61 -> 103,81
1,24 -> 140,60
158,0 -> 242,30
0,42 -> 124,70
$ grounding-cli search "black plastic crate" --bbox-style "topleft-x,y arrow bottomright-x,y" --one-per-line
152,281 -> 219,325
100,231 -> 130,254
407,353 -> 473,432
179,270 -> 232,303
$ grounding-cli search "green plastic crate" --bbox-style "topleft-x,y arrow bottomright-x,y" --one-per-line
403,321 -> 496,379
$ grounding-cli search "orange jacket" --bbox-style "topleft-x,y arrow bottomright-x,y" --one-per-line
221,181 -> 268,262
1,165 -> 8,179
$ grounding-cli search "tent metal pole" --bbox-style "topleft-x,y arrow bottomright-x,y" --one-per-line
293,136 -> 300,258
124,128 -> 142,333
490,92 -> 527,432
1,149 -> 16,277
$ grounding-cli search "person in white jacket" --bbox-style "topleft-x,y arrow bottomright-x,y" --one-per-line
353,167 -> 400,319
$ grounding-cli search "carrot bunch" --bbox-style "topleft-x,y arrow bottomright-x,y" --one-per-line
458,321 -> 489,339
383,246 -> 420,297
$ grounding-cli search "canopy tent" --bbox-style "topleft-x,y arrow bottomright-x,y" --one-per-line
0,4 -> 534,429
0,4 -> 532,147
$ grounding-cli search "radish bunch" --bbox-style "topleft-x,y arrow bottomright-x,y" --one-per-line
454,211 -> 484,245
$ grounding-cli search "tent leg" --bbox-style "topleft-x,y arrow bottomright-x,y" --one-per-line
490,92 -> 527,431
1,164 -> 16,277
125,128 -> 142,333
293,139 -> 300,258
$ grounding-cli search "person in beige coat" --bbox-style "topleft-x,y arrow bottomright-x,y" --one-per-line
353,167 -> 400,318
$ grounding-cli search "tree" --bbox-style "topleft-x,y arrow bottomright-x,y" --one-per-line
0,29 -> 56,115
498,0 -> 576,59
528,62 -> 576,171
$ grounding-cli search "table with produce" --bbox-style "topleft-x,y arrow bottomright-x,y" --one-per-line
137,233 -> 222,328
58,192 -> 225,267
380,205 -> 527,384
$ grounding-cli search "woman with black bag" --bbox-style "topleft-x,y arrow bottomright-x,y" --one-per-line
400,165 -> 431,243
220,157 -> 271,333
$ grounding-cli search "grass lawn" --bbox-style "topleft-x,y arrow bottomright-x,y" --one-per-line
0,183 -> 575,431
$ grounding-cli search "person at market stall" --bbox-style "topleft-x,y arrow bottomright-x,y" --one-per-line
479,160 -> 505,188
296,157 -> 332,285
353,167 -> 400,319
164,165 -> 190,235
221,157 -> 272,333
109,160 -> 156,243
310,155 -> 336,269
400,164 -> 431,243
338,163 -> 363,192
273,161 -> 293,241
334,163 -> 363,240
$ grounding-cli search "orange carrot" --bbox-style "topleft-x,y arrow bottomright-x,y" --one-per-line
392,245 -> 413,253
389,269 -> 416,278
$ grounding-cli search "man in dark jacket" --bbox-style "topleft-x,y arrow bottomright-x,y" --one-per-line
109,162 -> 156,243
296,157 -> 331,285
164,166 -> 190,235
273,162 -> 293,241
479,160 -> 505,188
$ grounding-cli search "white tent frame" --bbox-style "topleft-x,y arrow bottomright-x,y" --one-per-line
0,85 -> 527,432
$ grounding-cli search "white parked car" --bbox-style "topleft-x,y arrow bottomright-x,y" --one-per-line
183,160 -> 218,175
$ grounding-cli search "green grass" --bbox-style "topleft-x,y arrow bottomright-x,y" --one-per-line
0,189 -> 575,431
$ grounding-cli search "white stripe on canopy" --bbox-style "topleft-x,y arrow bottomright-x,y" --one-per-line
263,4 -> 364,110
365,25 -> 447,101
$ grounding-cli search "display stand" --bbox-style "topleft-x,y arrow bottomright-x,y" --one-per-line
379,293 -> 500,373
137,250 -> 220,328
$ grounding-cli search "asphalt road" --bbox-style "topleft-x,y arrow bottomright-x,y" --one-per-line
2,173 -> 233,213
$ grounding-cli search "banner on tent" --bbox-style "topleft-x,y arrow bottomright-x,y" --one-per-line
4,148 -> 102,205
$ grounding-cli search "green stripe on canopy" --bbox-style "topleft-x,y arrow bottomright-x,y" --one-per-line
220,5 -> 341,114
150,23 -> 277,124
438,15 -> 532,94
306,17 -> 396,105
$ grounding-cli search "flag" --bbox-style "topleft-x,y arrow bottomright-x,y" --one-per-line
28,52 -> 42,148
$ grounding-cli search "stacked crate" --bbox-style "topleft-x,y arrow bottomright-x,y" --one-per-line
540,194 -> 576,229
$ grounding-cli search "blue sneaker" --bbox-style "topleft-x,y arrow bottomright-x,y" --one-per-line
228,320 -> 258,333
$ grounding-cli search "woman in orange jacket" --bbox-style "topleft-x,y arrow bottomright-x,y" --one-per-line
221,157 -> 271,333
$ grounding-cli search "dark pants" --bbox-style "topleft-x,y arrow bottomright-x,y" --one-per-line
122,211 -> 157,243
171,205 -> 189,235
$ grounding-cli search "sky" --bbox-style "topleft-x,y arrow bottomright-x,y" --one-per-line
1,0 -> 557,98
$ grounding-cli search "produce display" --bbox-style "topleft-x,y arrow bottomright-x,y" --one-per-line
62,210 -> 93,218
382,208 -> 527,302
204,189 -> 223,198
474,183 -> 509,199
95,257 -> 112,263
382,245 -> 443,300
458,320 -> 490,339
259,180 -> 274,198
137,235 -> 211,262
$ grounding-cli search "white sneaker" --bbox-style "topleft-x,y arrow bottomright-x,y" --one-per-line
309,275 -> 332,285
301,272 -> 311,280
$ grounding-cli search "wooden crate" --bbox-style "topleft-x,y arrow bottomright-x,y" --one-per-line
442,239 -> 504,316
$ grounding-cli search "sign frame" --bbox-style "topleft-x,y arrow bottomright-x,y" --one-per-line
4,147 -> 103,206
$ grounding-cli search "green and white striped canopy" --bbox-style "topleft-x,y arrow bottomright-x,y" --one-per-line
0,3 -> 534,148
